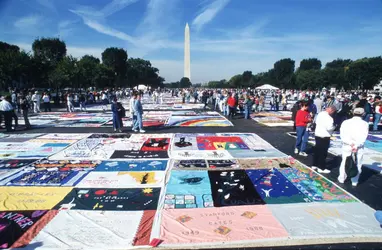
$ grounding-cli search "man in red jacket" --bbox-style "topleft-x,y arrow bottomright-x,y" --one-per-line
227,93 -> 237,119
294,101 -> 312,156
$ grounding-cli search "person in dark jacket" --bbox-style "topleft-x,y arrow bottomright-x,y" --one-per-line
20,95 -> 31,129
117,102 -> 125,130
111,97 -> 122,132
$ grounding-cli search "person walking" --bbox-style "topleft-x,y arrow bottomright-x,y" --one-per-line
42,92 -> 51,112
133,94 -> 145,133
67,93 -> 75,112
111,97 -> 122,133
79,94 -> 87,112
129,93 -> 137,131
311,106 -> 336,173
338,107 -> 369,186
31,91 -> 41,113
294,101 -> 312,156
20,95 -> 31,129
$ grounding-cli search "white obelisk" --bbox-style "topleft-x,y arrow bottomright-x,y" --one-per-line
184,23 -> 191,80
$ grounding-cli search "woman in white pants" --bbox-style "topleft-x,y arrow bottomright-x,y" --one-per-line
67,94 -> 75,113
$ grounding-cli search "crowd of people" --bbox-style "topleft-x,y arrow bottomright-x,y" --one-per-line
291,91 -> 380,187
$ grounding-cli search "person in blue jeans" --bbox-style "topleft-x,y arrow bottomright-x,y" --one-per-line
373,96 -> 381,131
294,102 -> 312,157
133,94 -> 145,133
111,97 -> 122,132
243,94 -> 253,119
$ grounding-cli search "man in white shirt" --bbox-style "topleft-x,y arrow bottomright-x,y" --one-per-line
312,106 -> 336,173
42,93 -> 51,112
129,93 -> 137,131
31,91 -> 41,113
0,96 -> 16,131
338,107 -> 369,186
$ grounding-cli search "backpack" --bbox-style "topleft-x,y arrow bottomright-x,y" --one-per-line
117,102 -> 126,118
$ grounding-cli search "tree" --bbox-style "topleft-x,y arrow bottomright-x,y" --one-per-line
299,58 -> 322,71
179,77 -> 192,88
295,70 -> 323,90
325,59 -> 352,69
229,74 -> 242,87
346,57 -> 382,90
126,58 -> 164,88
102,47 -> 127,86
273,58 -> 295,88
321,59 -> 352,90
78,55 -> 101,89
95,64 -> 116,89
50,56 -> 78,90
0,41 -> 19,52
32,38 -> 66,65
242,70 -> 253,87
0,49 -> 31,90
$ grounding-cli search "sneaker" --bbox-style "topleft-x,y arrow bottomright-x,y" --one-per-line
318,168 -> 331,174
299,152 -> 308,157
118,129 -> 123,133
114,129 -> 117,132
294,148 -> 299,154
311,166 -> 318,171
139,130 -> 146,133
337,177 -> 345,184
352,182 -> 358,187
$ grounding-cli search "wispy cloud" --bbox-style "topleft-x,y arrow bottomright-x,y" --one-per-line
82,19 -> 137,44
71,0 -> 139,20
56,20 -> 77,38
192,0 -> 230,31
14,14 -> 41,29
36,0 -> 56,12
71,0 -> 181,55
101,0 -> 140,17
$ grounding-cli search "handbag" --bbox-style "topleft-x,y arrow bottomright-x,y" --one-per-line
345,152 -> 358,178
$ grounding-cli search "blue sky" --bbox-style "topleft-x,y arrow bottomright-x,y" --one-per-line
0,0 -> 381,83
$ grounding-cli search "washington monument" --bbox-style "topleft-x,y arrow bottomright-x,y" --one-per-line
184,23 -> 191,80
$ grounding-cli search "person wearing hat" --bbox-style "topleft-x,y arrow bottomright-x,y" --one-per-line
31,91 -> 41,113
338,107 -> 369,186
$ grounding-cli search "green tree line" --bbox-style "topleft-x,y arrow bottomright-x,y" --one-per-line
0,38 -> 165,91
207,57 -> 382,90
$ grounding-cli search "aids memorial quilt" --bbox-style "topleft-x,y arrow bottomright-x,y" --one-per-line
246,168 -> 309,204
54,188 -> 160,211
160,205 -> 288,245
279,165 -> 357,203
0,132 -> 380,248
170,133 -> 286,159
269,202 -> 382,237
95,160 -> 168,171
165,170 -> 213,209
29,210 -> 156,249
